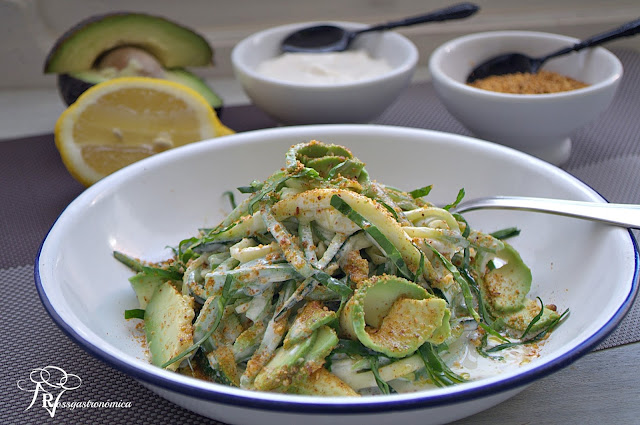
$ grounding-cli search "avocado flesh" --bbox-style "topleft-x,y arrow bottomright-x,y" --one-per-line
481,243 -> 532,314
254,325 -> 339,393
283,301 -> 336,348
361,297 -> 448,358
290,368 -> 360,396
253,331 -> 317,391
128,272 -> 164,309
144,281 -> 195,371
340,275 -> 451,358
44,13 -> 213,73
164,69 -> 223,110
502,298 -> 561,333
59,68 -> 223,110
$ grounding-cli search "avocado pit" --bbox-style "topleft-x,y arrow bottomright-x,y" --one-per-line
96,46 -> 166,78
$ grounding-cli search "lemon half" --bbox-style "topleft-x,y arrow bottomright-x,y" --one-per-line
54,76 -> 233,186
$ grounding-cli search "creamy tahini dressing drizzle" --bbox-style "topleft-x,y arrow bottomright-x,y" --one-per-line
389,328 -> 540,394
256,50 -> 392,85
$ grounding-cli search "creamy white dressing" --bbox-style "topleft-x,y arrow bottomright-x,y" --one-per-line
446,329 -> 537,381
332,326 -> 541,395
256,50 -> 392,85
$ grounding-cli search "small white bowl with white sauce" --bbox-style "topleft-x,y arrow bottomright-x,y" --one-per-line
231,22 -> 418,125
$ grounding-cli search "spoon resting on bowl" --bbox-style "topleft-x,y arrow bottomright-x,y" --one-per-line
451,196 -> 640,229
466,18 -> 640,83
281,2 -> 479,53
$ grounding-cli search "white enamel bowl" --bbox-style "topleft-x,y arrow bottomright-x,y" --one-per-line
36,125 -> 637,425
429,31 -> 623,165
231,22 -> 417,125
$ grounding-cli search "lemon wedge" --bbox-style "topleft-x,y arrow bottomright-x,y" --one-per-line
54,76 -> 234,186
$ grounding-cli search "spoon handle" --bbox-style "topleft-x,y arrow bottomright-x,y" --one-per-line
359,3 -> 480,34
542,18 -> 640,63
453,196 -> 640,229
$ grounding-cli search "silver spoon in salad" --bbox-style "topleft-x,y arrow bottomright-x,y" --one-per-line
451,196 -> 640,229
281,2 -> 480,53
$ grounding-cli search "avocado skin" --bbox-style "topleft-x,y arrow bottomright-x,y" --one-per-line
57,74 -> 95,106
44,12 -> 213,73
57,70 -> 224,114
164,68 -> 224,112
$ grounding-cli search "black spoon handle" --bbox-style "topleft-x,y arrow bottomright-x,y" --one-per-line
543,17 -> 640,62
358,3 -> 480,35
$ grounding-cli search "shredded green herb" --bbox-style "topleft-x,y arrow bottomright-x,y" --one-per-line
223,190 -> 237,209
443,188 -> 466,211
491,227 -> 521,240
409,185 -> 433,199
418,343 -> 466,387
331,340 -> 393,395
486,309 -> 570,353
237,180 -> 264,194
124,309 -> 145,320
114,251 -> 183,281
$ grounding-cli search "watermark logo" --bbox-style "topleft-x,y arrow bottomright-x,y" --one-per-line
17,366 -> 82,418
17,366 -> 132,418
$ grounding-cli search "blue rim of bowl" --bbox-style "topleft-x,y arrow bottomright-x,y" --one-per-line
34,137 -> 639,414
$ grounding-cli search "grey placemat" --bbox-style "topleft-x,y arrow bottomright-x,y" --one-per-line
2,49 -> 639,424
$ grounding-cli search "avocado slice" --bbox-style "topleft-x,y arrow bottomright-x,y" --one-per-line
254,303 -> 340,392
254,325 -> 339,393
340,275 -> 450,358
475,241 -> 559,333
128,272 -> 164,309
144,281 -> 195,371
502,298 -> 561,333
44,13 -> 212,73
481,243 -> 532,314
207,346 -> 240,387
290,368 -> 360,396
283,301 -> 337,348
253,331 -> 317,391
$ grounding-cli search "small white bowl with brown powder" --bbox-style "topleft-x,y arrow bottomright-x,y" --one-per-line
429,31 -> 622,165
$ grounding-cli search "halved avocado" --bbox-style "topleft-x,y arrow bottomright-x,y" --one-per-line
58,68 -> 223,110
44,12 -> 213,73
45,12 -> 223,111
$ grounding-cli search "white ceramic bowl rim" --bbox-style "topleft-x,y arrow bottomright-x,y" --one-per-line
231,21 -> 419,89
35,125 -> 639,415
429,30 -> 623,100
